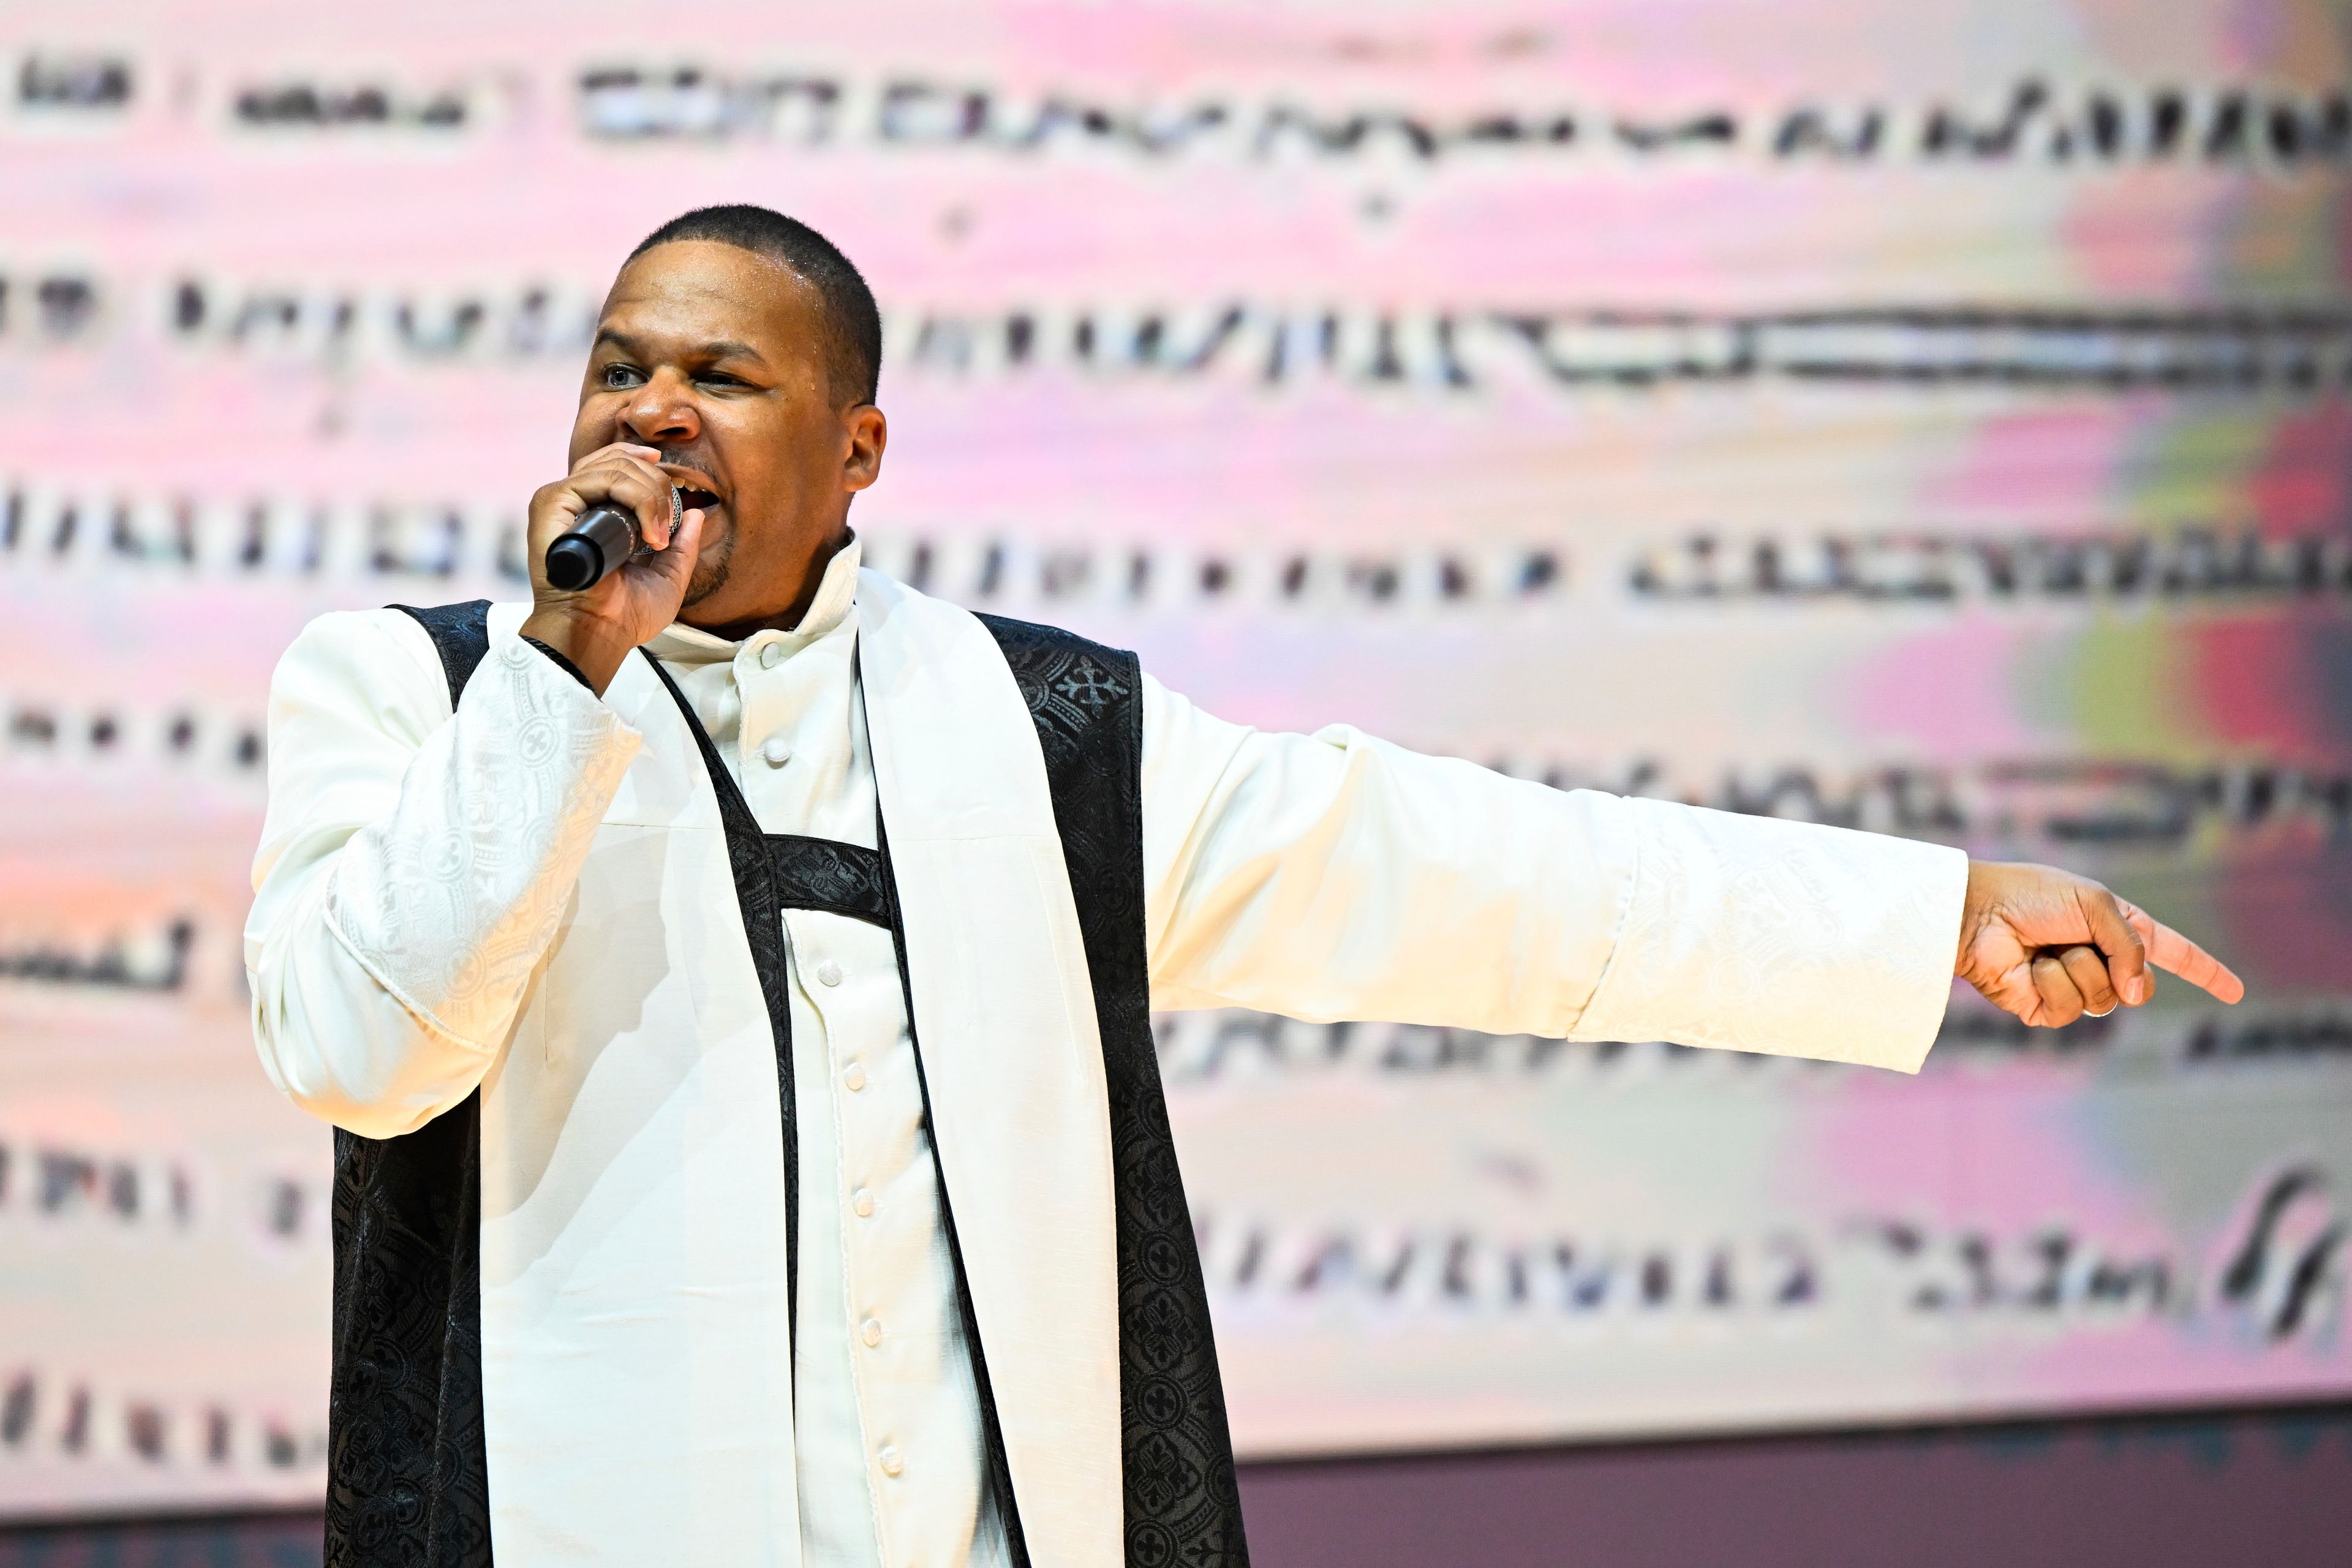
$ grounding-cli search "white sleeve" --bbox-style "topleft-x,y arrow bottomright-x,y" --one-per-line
1139,674 -> 1969,1072
244,611 -> 642,1137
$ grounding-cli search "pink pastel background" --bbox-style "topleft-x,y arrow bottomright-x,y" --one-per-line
2,0 -> 2347,1515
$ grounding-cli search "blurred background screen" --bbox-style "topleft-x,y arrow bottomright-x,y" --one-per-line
2,0 -> 2349,1524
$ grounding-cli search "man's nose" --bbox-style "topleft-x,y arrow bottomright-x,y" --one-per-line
617,369 -> 701,447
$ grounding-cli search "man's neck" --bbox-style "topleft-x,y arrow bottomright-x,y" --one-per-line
680,527 -> 850,643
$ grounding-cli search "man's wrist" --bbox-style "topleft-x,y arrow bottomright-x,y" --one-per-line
1956,857 -> 1984,973
521,635 -> 597,693
518,608 -> 635,697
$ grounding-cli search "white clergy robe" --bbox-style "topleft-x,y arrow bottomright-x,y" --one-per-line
246,540 -> 1968,1566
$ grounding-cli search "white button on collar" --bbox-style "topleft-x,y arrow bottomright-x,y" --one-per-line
878,1445 -> 903,1477
842,1062 -> 866,1091
816,959 -> 843,987
761,736 -> 791,766
860,1317 -> 883,1347
852,1188 -> 875,1218
757,641 -> 783,669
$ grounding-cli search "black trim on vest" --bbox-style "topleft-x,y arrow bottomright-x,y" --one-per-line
767,835 -> 892,929
323,602 -> 497,1568
635,651 -> 802,1340
400,600 -> 492,710
328,1097 -> 491,1568
975,614 -> 1250,1568
330,603 -> 1250,1568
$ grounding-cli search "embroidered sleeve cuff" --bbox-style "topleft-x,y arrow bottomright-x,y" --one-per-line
522,635 -> 596,693
1569,800 -> 1967,1072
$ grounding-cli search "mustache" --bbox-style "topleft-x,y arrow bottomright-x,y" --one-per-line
652,448 -> 722,495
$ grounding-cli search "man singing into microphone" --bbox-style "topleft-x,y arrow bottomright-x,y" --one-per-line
246,205 -> 2242,1568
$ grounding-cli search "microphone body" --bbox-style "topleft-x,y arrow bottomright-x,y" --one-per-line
544,503 -> 639,592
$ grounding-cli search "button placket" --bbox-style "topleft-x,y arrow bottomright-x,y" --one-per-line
733,643 -> 786,788
811,921 -> 899,1544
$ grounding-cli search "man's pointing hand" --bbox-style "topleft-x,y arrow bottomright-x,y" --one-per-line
1956,860 -> 2245,1027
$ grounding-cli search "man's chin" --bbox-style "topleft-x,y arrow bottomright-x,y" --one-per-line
680,537 -> 733,609
681,564 -> 730,610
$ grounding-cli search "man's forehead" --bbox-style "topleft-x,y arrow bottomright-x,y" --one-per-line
600,241 -> 816,345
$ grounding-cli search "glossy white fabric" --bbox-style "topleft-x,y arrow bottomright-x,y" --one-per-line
1138,693 -> 1967,1066
248,562 -> 1969,1567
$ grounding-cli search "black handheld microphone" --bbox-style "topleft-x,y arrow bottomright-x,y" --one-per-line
544,504 -> 637,591
544,484 -> 679,592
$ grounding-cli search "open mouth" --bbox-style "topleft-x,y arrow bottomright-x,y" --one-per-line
657,461 -> 725,516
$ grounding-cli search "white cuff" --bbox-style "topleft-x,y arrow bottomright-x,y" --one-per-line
1570,800 -> 1967,1072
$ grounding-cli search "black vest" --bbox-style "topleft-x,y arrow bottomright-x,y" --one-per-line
326,601 -> 1248,1567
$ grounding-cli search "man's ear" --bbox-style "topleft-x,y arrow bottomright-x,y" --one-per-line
843,405 -> 888,492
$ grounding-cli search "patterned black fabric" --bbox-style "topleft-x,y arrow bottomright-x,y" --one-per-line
768,835 -> 892,928
397,601 -> 491,712
978,614 -> 1252,1568
327,1109 -> 491,1568
322,603 -> 501,1567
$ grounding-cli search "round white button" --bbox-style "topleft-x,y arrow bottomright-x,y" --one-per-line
842,1063 -> 867,1091
761,736 -> 791,766
816,959 -> 843,987
758,641 -> 783,669
853,1188 -> 875,1218
860,1317 -> 883,1347
878,1445 -> 903,1477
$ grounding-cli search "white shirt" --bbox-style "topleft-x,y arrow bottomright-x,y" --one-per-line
245,549 -> 1970,1564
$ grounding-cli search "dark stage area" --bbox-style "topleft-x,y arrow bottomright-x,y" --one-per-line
6,1405 -> 2345,1568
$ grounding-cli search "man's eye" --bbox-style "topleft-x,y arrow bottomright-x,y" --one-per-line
698,372 -> 742,388
601,364 -> 642,388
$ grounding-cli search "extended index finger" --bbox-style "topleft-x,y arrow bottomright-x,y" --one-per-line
2120,902 -> 2246,1004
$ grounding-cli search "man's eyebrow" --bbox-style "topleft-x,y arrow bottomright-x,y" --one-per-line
591,327 -> 768,365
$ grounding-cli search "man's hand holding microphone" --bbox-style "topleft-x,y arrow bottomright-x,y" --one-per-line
518,443 -> 707,696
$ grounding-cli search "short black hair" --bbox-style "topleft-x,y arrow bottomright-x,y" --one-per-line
628,204 -> 882,407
